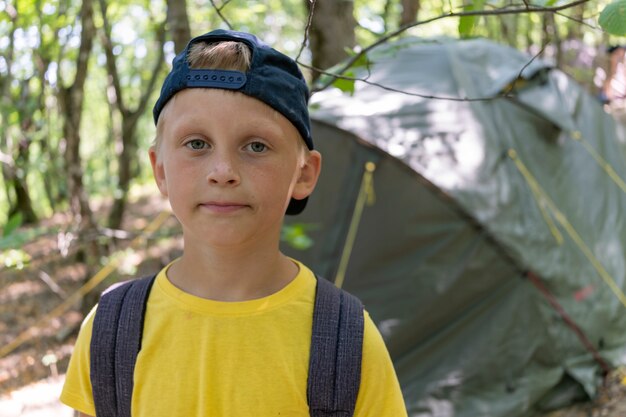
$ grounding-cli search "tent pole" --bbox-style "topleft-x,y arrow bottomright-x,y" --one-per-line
334,161 -> 376,288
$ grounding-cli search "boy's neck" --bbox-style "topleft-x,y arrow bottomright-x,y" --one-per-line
166,239 -> 299,302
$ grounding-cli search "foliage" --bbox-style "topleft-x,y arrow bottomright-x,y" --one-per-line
2,212 -> 22,236
0,248 -> 31,269
281,223 -> 317,250
0,0 -> 621,236
0,225 -> 58,250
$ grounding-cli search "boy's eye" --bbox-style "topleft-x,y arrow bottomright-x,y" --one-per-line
186,139 -> 208,150
247,142 -> 267,153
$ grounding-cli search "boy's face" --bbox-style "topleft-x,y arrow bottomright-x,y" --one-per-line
149,89 -> 321,249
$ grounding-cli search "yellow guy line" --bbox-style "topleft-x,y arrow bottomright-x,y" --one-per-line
508,150 -> 563,245
508,149 -> 626,309
334,162 -> 377,289
570,131 -> 626,195
0,210 -> 171,359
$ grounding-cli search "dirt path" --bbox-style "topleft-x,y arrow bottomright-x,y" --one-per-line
0,375 -> 73,417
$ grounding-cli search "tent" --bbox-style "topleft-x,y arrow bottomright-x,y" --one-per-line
281,37 -> 626,416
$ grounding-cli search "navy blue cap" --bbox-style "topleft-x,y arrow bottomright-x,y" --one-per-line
153,29 -> 313,215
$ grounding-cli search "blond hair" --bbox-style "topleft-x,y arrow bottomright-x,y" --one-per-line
154,41 -> 252,151
187,41 -> 252,71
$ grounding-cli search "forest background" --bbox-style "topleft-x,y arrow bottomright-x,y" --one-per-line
1,0 -> 626,414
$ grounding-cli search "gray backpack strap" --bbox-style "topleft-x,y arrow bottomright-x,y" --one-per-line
308,276 -> 365,417
90,275 -> 156,417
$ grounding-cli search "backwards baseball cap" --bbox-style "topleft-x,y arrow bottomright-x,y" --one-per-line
153,29 -> 313,215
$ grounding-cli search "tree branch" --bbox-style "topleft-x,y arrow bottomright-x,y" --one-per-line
97,0 -> 126,113
217,0 -> 232,12
501,41 -> 548,97
554,10 -> 598,30
301,62 -> 512,102
135,23 -> 167,121
210,0 -> 233,29
296,0 -> 316,63
308,0 -> 590,93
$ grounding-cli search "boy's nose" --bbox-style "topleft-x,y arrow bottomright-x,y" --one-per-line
206,156 -> 241,186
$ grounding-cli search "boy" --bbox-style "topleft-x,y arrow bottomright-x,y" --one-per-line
61,29 -> 407,417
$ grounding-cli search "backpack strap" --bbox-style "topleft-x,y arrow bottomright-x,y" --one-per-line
89,273 -> 363,417
308,276 -> 365,417
90,275 -> 156,417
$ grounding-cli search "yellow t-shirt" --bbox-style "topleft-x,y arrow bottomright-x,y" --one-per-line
61,260 -> 407,416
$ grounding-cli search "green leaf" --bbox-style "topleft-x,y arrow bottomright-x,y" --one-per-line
0,226 -> 57,251
458,0 -> 486,38
458,15 -> 475,38
532,0 -> 559,6
332,77 -> 356,95
3,212 -> 23,237
352,52 -> 371,71
599,0 -> 626,36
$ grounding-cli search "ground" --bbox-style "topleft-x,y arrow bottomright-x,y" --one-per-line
1,189 -> 626,416
0,189 -> 183,412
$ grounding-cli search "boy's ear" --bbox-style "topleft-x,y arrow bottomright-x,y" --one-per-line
149,146 -> 168,197
292,150 -> 322,201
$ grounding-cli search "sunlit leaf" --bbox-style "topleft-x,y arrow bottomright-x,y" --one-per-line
281,223 -> 317,251
0,248 -> 31,270
599,0 -> 626,36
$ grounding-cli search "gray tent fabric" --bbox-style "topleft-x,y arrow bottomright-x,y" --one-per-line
281,37 -> 626,416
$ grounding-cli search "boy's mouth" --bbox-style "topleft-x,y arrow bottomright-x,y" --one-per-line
199,201 -> 249,213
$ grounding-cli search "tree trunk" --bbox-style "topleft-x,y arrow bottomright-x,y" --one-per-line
399,0 -> 420,27
58,0 -> 102,315
167,0 -> 191,54
306,0 -> 356,81
61,0 -> 97,234
107,113 -> 139,230
39,120 -> 63,212
98,0 -> 167,230
542,12 -> 562,69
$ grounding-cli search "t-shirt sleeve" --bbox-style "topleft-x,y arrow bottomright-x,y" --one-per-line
60,306 -> 97,416
354,311 -> 408,417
